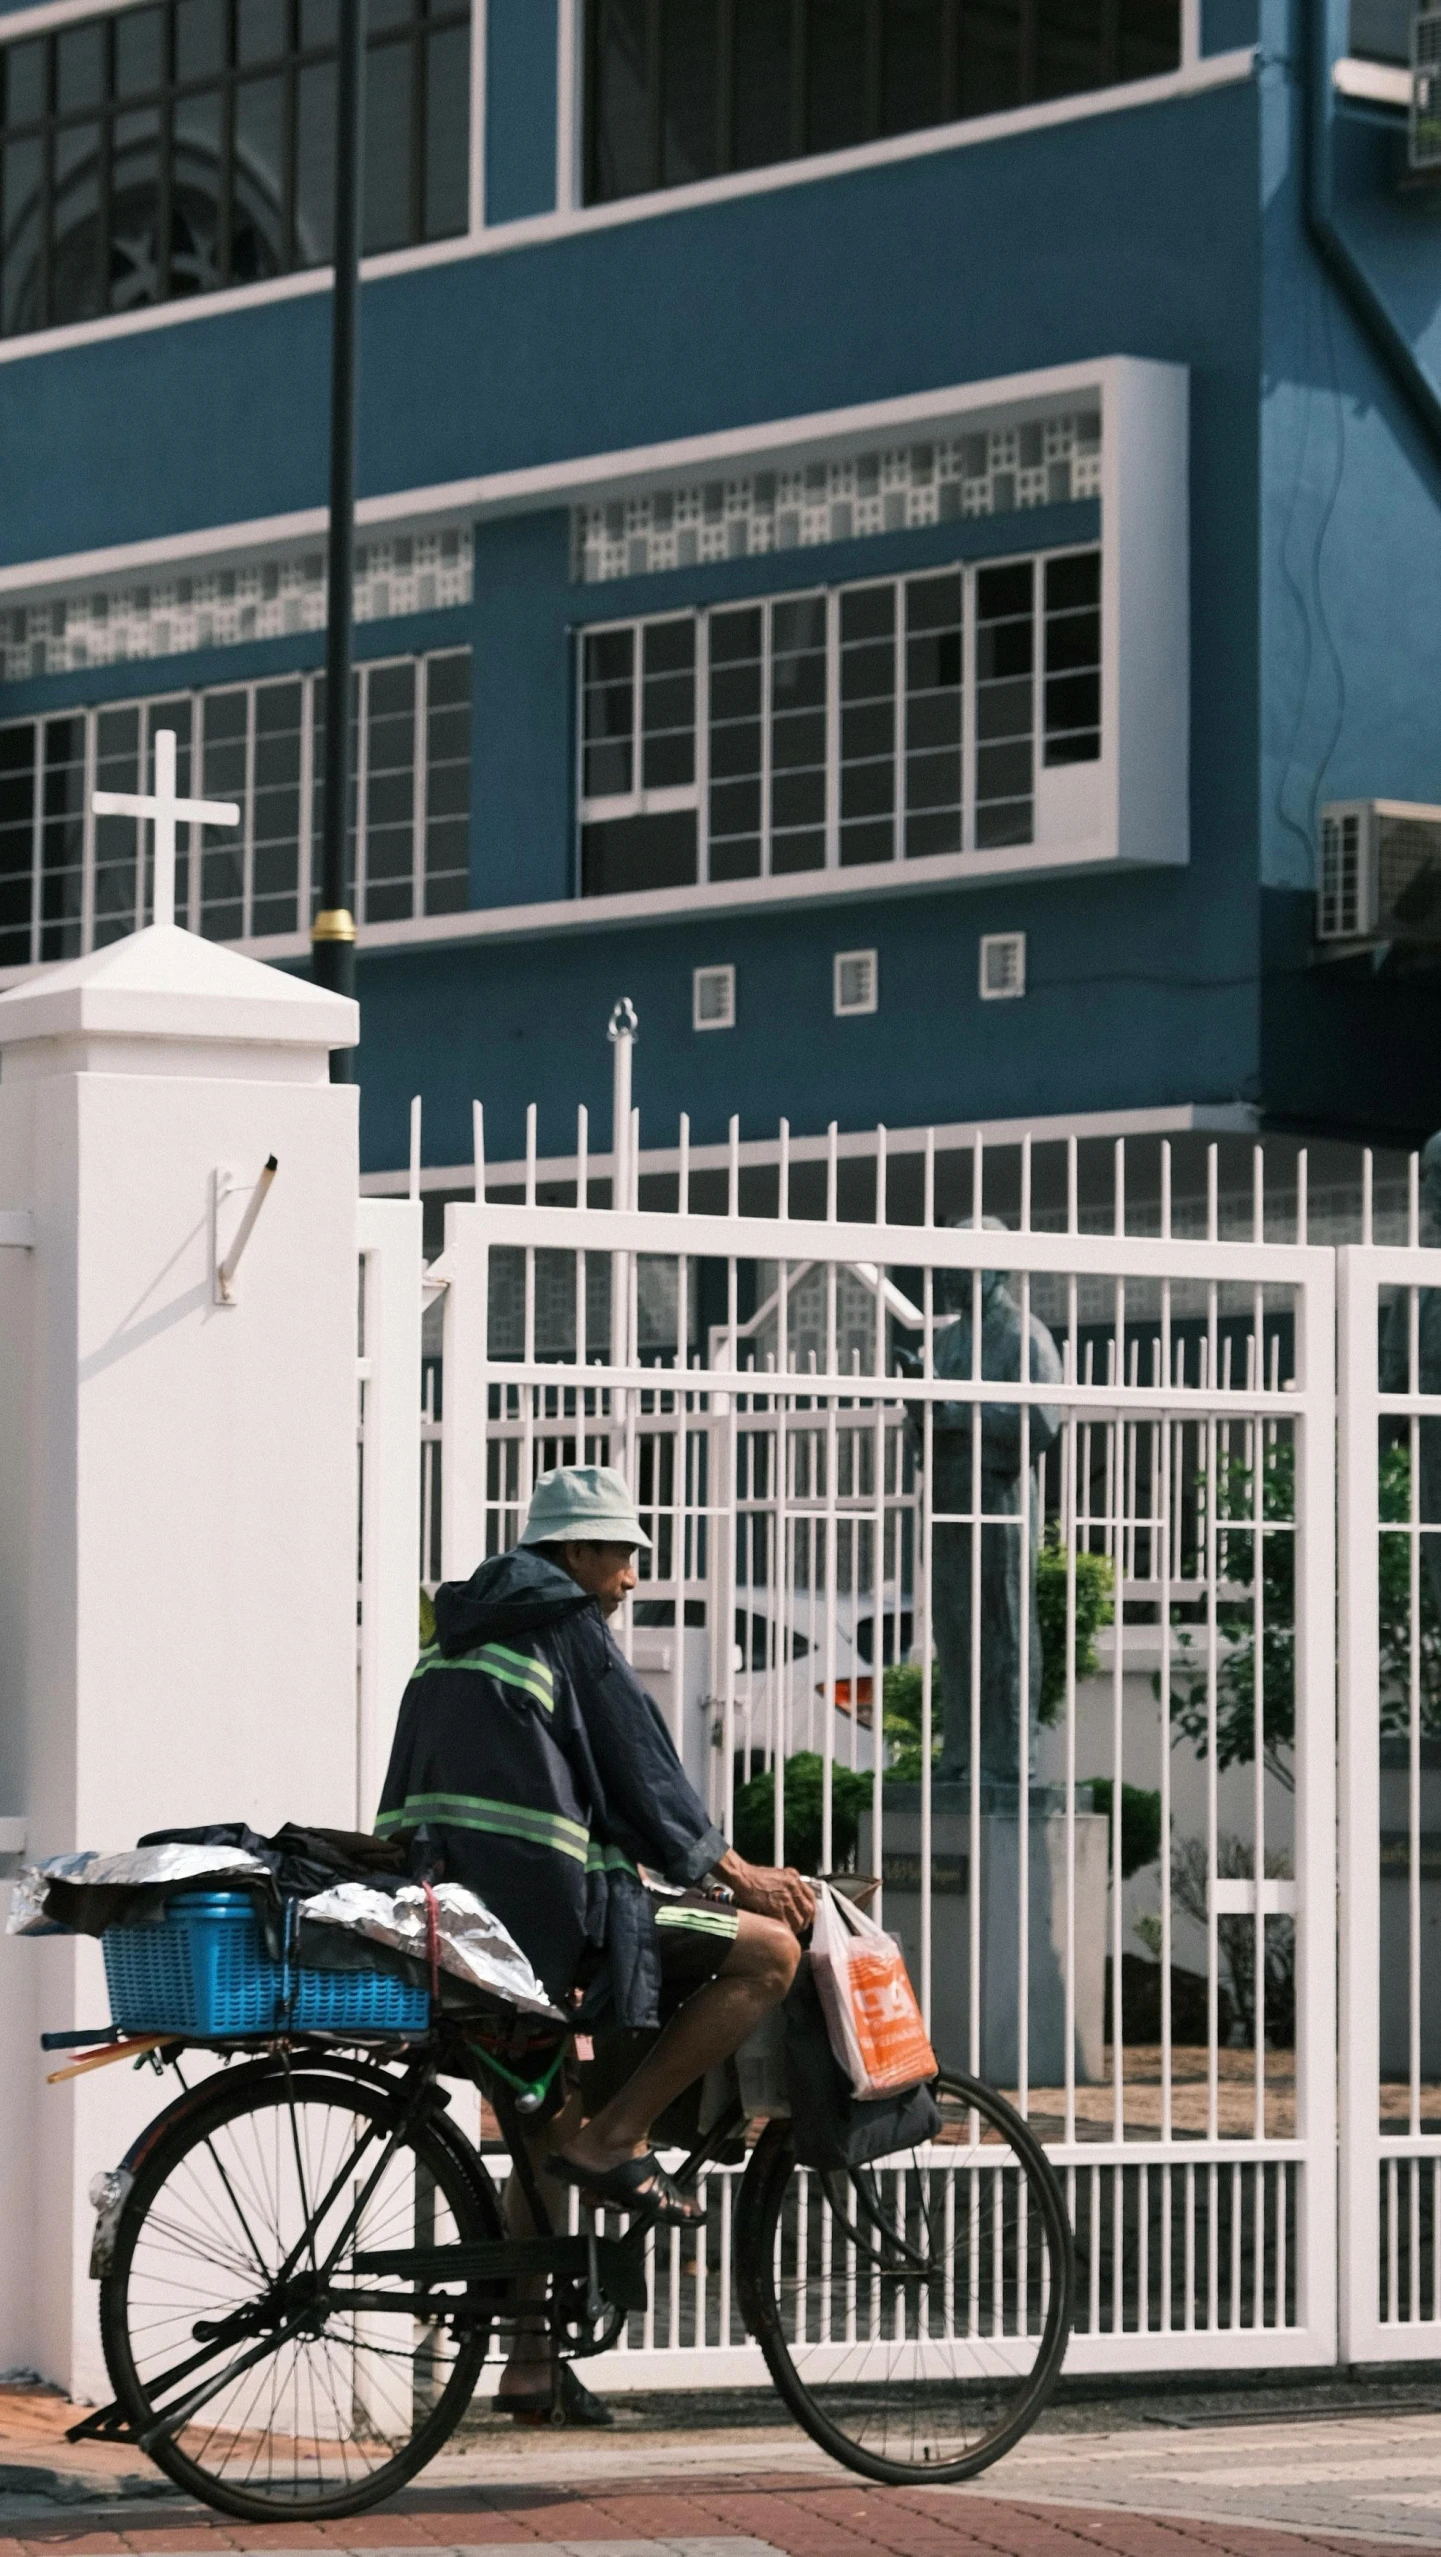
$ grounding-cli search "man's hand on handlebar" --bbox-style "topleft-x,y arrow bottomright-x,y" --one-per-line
713,1847 -> 815,1936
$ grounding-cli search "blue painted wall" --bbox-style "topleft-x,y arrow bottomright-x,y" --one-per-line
485,0 -> 558,225
9,1 -> 1441,1160
1254,6 -> 1441,1134
0,79 -> 1262,564
352,865 -> 1263,1175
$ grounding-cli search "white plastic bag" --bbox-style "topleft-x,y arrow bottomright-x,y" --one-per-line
809,1880 -> 937,2099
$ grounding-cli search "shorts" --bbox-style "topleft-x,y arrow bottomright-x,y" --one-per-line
576,1890 -> 741,2137
651,1887 -> 741,1995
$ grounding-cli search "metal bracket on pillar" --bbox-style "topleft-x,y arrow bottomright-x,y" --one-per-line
0,1211 -> 34,1248
211,1157 -> 278,1307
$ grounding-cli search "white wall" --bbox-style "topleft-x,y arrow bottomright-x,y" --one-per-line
0,927 -> 358,2394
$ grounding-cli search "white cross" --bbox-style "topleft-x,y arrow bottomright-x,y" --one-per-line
92,727 -> 241,932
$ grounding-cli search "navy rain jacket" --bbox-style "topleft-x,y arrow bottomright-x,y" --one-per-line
376,1548 -> 727,2020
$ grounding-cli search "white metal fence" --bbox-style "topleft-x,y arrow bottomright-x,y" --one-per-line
355,1081 -> 1391,2384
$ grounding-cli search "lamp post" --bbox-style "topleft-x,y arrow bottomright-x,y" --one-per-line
311,0 -> 366,1081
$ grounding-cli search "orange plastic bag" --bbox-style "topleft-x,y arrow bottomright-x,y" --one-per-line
809,1882 -> 937,2099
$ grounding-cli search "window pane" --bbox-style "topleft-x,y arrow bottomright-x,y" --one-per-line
51,121 -> 105,323
1119,0 -> 1180,79
957,0 -> 1022,114
586,0 -> 650,203
642,619 -> 695,788
425,649 -> 470,914
582,626 -> 634,800
882,0 -> 945,136
2,137 -> 44,335
707,604 -> 761,879
171,90 -> 224,293
295,62 -> 336,260
659,0 -> 719,184
116,10 -> 164,99
232,75 -> 287,281
975,559 -> 1033,846
251,678 -> 302,933
40,716 -> 85,961
1044,547 -> 1101,765
0,723 -> 35,964
904,568 -> 961,856
176,0 -> 227,79
3,42 -> 47,126
839,582 -> 894,867
422,21 -> 469,237
364,34 -> 413,251
201,689 -> 248,937
91,705 -> 141,948
581,810 -> 697,895
806,0 -> 868,153
110,106 -> 163,310
1036,0 -> 1107,101
733,0 -> 792,168
769,595 -> 827,871
238,0 -> 287,66
56,23 -> 105,114
363,660 -> 415,923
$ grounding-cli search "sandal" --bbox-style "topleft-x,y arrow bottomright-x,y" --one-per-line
546,2146 -> 705,2226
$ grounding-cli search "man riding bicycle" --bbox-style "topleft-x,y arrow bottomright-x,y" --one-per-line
377,1463 -> 815,2417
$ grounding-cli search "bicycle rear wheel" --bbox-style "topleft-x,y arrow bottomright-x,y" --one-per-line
100,2065 -> 500,2520
737,2070 -> 1074,2484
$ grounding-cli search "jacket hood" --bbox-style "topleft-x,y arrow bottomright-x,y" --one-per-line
432,1548 -> 594,1656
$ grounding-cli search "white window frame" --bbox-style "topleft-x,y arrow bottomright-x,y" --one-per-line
692,962 -> 736,1030
575,540 -> 1101,894
834,948 -> 878,1017
979,930 -> 1027,1000
0,646 -> 468,966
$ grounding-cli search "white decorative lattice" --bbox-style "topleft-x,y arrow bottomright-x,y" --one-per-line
572,412 -> 1102,586
0,527 -> 473,682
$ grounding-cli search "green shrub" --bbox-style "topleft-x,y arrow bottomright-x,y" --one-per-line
732,1750 -> 872,1873
1086,1776 -> 1163,1878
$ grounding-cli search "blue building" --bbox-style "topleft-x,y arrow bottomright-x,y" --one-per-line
0,0 -> 1438,1209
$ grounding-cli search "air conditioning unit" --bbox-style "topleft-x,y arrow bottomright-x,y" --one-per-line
1412,9 -> 1441,175
1317,800 -> 1441,944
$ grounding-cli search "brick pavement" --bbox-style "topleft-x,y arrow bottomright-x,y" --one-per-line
0,2457 -> 1427,2557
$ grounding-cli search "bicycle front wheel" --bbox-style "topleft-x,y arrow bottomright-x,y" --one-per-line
100,2065 -> 500,2521
737,2070 -> 1074,2484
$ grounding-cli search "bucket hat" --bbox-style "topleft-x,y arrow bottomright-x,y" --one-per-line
519,1463 -> 653,1550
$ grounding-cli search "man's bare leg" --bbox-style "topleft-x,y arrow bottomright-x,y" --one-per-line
555,1911 -> 798,2182
494,2087 -> 583,2408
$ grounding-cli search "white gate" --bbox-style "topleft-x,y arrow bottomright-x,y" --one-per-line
359,1113 -> 1342,2382
1338,1234 -> 1441,2359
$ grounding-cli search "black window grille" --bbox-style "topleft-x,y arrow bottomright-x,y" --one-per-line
584,0 -> 1181,205
0,0 -> 470,339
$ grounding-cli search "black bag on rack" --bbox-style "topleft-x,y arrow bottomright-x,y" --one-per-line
782,1954 -> 940,2171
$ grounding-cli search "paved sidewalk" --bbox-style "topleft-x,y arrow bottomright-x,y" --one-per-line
3,2388 -> 1441,2557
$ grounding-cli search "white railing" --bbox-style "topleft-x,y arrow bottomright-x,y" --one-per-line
1338,1227 -> 1441,2359
355,1085 -> 1354,2382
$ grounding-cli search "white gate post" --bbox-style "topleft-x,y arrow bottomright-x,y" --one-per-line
0,923 -> 357,2398
357,1197 -> 424,1824
1292,1246 -> 1339,2355
1337,1245 -> 1381,2363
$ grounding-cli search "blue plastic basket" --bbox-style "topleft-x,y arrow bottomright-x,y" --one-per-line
101,1891 -> 429,2038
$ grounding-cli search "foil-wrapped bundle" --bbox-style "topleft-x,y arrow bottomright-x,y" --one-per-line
300,1880 -> 565,2020
9,1846 -> 269,1935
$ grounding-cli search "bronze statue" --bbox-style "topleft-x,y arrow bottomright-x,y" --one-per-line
903,1221 -> 1063,1787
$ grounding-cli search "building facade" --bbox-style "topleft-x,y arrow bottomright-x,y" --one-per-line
0,0 -> 1438,1188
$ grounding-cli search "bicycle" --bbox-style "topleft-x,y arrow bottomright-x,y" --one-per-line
70,2008 -> 1074,2520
